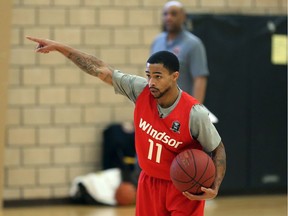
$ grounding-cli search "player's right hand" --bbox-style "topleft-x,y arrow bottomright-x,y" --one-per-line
26,36 -> 58,54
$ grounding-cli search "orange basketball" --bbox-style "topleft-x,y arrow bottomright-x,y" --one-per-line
170,149 -> 215,194
115,182 -> 136,206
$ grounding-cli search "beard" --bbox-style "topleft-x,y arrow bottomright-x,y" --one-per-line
150,86 -> 171,99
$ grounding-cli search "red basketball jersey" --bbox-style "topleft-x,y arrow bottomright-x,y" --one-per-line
134,86 -> 202,180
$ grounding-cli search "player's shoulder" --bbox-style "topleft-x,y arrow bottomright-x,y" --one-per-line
190,104 -> 210,121
113,70 -> 147,86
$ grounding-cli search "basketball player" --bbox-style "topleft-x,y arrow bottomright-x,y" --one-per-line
26,36 -> 226,216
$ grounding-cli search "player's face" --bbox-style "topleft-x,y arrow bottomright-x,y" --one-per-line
162,6 -> 185,33
145,63 -> 178,99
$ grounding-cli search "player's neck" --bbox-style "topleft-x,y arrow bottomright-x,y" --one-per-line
157,87 -> 180,108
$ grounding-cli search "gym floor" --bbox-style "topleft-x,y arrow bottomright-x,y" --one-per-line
0,194 -> 286,216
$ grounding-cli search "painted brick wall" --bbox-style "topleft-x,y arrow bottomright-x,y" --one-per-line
5,0 -> 286,200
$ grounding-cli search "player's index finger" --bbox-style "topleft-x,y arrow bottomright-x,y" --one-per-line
26,36 -> 41,43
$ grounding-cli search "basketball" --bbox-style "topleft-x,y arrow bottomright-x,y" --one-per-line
170,149 -> 215,194
115,182 -> 136,206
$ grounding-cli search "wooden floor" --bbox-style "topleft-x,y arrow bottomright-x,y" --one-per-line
0,194 -> 286,216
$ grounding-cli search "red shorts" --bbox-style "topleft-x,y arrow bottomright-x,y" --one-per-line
136,171 -> 205,216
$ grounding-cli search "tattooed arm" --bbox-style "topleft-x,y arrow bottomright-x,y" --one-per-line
211,142 -> 226,195
26,36 -> 113,85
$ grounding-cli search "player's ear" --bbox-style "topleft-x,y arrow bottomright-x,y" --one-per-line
172,71 -> 179,81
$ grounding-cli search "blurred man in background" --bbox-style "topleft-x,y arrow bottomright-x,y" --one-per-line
151,1 -> 209,103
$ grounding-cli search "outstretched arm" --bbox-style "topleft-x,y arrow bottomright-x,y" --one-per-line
26,36 -> 113,85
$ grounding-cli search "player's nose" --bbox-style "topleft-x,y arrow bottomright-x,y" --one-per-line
148,78 -> 156,87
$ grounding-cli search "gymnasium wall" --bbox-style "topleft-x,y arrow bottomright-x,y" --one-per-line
4,0 -> 286,202
0,0 -> 13,209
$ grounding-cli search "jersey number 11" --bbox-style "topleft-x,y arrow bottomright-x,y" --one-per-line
148,139 -> 162,163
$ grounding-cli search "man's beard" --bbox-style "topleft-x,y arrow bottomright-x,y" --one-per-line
150,86 -> 171,99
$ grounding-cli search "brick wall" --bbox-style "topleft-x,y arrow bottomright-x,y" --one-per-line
5,0 -> 286,200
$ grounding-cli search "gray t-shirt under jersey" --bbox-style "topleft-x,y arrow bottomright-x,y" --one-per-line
112,70 -> 221,152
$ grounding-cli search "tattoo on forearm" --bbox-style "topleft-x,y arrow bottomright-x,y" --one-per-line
213,143 -> 226,189
67,52 -> 102,77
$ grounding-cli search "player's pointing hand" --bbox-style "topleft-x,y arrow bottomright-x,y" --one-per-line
26,36 -> 59,54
